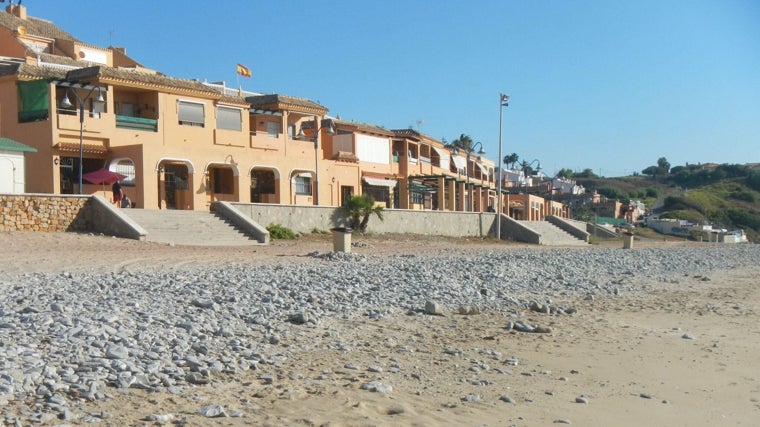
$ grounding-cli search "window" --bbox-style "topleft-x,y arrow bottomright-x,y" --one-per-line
287,124 -> 296,139
362,185 -> 389,204
294,175 -> 312,195
267,121 -> 281,137
110,159 -> 136,187
411,191 -> 424,205
216,106 -> 242,131
178,100 -> 204,127
251,170 -> 275,194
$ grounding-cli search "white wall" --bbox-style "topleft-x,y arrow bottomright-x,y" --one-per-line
0,151 -> 26,194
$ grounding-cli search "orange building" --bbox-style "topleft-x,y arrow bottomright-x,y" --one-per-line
0,3 -> 515,215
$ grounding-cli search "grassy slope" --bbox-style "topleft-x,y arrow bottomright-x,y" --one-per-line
576,175 -> 760,242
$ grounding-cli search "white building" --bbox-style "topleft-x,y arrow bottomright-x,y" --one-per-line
0,137 -> 37,194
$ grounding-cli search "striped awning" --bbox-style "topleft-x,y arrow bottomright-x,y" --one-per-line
363,176 -> 398,188
476,162 -> 489,177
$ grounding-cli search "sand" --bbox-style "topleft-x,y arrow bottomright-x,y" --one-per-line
1,231 -> 758,426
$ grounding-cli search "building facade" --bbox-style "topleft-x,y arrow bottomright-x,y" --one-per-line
0,4 -> 564,219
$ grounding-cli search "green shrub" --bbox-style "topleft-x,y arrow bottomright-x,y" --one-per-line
267,223 -> 297,240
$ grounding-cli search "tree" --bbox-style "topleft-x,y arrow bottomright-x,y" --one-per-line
556,168 -> 574,179
342,194 -> 384,233
450,134 -> 474,151
657,157 -> 671,174
503,153 -> 519,170
641,165 -> 659,178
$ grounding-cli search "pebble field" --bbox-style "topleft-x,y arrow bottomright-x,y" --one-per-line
1,244 -> 758,424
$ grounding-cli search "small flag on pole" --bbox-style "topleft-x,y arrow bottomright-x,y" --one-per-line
236,63 -> 251,78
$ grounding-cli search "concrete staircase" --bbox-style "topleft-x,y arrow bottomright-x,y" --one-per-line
519,220 -> 589,246
120,209 -> 263,246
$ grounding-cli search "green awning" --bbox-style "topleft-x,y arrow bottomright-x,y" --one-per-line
17,80 -> 49,122
0,137 -> 37,153
409,182 -> 437,193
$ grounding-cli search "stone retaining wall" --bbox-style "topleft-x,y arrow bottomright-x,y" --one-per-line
0,194 -> 90,232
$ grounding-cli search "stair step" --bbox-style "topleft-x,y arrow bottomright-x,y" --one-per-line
121,209 -> 262,246
518,220 -> 588,246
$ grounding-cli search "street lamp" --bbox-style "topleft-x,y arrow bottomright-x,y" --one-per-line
497,94 -> 509,240
59,84 -> 105,194
296,117 -> 335,205
454,141 -> 485,212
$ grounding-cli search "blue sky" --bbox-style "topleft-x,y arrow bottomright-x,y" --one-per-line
36,0 -> 759,177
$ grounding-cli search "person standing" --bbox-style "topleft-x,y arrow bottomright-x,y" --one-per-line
112,181 -> 123,206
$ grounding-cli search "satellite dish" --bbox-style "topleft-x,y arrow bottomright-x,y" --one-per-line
16,25 -> 27,36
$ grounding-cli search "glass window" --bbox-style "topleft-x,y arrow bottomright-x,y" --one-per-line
294,175 -> 312,195
267,121 -> 281,137
178,100 -> 204,127
411,191 -> 424,205
216,106 -> 242,131
110,159 -> 136,187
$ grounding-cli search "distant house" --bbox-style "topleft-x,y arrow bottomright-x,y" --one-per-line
0,137 -> 37,193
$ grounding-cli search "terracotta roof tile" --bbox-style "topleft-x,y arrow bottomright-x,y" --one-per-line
247,94 -> 327,114
0,11 -> 78,41
334,119 -> 394,137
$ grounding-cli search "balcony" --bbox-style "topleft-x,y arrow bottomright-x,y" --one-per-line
116,115 -> 158,132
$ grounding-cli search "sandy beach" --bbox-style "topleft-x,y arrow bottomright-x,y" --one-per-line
1,231 -> 758,427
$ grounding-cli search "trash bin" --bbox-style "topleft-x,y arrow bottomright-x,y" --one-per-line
623,231 -> 634,249
330,227 -> 353,253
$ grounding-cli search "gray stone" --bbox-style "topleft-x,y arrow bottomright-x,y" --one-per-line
199,404 -> 227,418
425,300 -> 443,315
361,381 -> 392,393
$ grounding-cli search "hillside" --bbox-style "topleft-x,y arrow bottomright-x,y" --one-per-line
572,164 -> 760,242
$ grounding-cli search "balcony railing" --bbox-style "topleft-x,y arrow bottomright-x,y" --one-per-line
116,115 -> 158,132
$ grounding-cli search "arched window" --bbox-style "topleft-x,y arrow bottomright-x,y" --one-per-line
109,158 -> 136,186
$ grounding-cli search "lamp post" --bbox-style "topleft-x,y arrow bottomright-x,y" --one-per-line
60,84 -> 105,194
497,93 -> 509,240
296,117 -> 335,205
454,141 -> 485,212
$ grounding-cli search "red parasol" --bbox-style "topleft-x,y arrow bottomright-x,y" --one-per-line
82,168 -> 127,185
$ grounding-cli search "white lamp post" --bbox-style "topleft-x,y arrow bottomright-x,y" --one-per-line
497,93 -> 509,240
297,117 -> 335,205
60,84 -> 105,194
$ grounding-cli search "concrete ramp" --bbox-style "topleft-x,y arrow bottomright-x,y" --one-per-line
518,220 -> 589,246
120,209 -> 265,246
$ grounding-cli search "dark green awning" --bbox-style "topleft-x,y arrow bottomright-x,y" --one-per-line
17,80 -> 49,122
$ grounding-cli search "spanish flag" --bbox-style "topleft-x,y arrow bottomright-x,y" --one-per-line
236,63 -> 251,78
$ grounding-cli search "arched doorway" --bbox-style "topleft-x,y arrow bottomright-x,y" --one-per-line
156,159 -> 194,210
205,162 -> 239,203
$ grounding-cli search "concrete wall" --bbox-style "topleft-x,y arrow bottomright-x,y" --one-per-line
229,202 -> 497,238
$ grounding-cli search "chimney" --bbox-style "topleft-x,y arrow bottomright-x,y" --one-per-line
6,4 -> 27,20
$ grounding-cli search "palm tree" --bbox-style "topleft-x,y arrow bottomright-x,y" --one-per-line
343,194 -> 384,233
503,153 -> 519,169
450,134 -> 474,151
